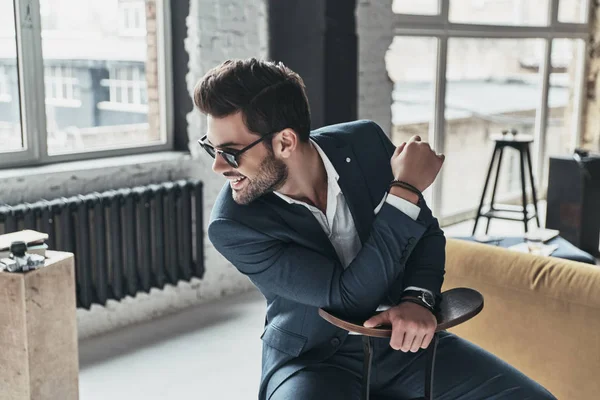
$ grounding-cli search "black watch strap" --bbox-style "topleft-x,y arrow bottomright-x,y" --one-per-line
401,290 -> 435,308
399,297 -> 435,314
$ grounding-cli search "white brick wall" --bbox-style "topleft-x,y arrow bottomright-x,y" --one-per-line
182,0 -> 268,303
583,3 -> 600,150
356,0 -> 394,135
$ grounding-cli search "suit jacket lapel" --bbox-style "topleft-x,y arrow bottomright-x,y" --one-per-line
260,132 -> 375,261
261,193 -> 339,261
313,134 -> 374,245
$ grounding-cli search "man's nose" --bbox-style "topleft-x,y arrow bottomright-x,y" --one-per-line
212,154 -> 230,174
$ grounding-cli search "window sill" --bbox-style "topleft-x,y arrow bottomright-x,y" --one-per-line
0,150 -> 190,181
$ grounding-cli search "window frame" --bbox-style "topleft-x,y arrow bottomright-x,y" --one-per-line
392,0 -> 592,222
1,0 -> 173,169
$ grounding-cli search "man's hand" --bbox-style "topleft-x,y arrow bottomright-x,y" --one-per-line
363,302 -> 437,352
390,135 -> 445,192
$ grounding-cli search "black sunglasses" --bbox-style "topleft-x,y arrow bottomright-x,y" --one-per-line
198,131 -> 279,169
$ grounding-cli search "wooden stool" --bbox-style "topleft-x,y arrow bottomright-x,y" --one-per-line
472,132 -> 540,235
319,287 -> 484,400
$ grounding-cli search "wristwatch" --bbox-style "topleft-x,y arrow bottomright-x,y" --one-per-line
401,289 -> 435,310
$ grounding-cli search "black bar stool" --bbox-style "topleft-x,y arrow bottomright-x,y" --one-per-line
473,130 -> 540,235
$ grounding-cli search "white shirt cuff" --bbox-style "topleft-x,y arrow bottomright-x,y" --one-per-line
403,286 -> 434,297
385,193 -> 420,221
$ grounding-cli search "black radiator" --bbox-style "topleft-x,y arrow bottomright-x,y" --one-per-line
0,180 -> 205,309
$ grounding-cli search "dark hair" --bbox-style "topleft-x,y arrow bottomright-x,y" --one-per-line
193,58 -> 311,142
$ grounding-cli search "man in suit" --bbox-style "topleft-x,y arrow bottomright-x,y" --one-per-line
194,58 -> 555,399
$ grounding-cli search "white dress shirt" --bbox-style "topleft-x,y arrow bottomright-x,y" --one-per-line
274,140 -> 432,302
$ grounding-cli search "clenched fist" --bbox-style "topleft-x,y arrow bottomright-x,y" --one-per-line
390,135 -> 445,193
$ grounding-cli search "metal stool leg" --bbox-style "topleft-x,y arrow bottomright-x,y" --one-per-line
486,146 -> 505,234
424,333 -> 439,400
473,144 -> 500,235
519,146 -> 529,233
362,336 -> 373,400
525,146 -> 540,228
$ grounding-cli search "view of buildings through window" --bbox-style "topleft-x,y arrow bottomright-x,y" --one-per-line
0,0 -> 160,156
388,0 -> 587,219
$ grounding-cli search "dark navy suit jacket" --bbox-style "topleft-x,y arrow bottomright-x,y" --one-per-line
208,120 -> 445,399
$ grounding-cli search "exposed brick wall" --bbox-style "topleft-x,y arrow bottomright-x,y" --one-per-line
183,0 -> 269,302
146,0 -> 160,141
356,0 -> 394,135
583,1 -> 600,150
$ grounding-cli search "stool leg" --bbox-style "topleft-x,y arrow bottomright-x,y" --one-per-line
473,145 -> 499,235
486,146 -> 505,234
362,336 -> 373,400
519,147 -> 529,233
424,333 -> 439,400
525,147 -> 541,228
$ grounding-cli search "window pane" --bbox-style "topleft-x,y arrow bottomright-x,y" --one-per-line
387,37 -> 437,145
42,0 -> 161,155
392,0 -> 439,15
449,0 -> 549,26
0,1 -> 23,153
558,0 -> 586,23
545,39 -> 584,179
441,38 -> 544,219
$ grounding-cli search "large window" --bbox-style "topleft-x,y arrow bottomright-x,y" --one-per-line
0,0 -> 172,167
388,0 -> 591,224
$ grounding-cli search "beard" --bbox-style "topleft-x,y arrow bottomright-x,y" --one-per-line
232,154 -> 288,205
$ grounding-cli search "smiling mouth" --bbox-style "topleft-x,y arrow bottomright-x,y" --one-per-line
229,176 -> 247,189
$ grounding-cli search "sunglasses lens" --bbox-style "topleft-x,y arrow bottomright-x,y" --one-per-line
201,143 -> 216,158
223,153 -> 239,168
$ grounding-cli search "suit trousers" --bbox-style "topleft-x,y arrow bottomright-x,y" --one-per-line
268,331 -> 556,400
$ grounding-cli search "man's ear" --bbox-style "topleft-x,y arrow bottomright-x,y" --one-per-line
273,128 -> 298,159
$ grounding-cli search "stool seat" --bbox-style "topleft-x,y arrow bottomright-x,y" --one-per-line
489,134 -> 534,144
318,287 -> 484,400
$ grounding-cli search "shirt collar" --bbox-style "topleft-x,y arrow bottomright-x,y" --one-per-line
274,139 -> 340,204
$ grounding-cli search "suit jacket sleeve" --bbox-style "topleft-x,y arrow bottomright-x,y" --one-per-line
374,122 -> 446,304
209,202 -> 427,320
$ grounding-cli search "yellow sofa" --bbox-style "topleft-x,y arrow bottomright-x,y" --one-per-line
443,238 -> 600,400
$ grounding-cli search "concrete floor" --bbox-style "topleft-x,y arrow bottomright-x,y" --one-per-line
79,289 -> 266,400
78,203 -> 597,399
